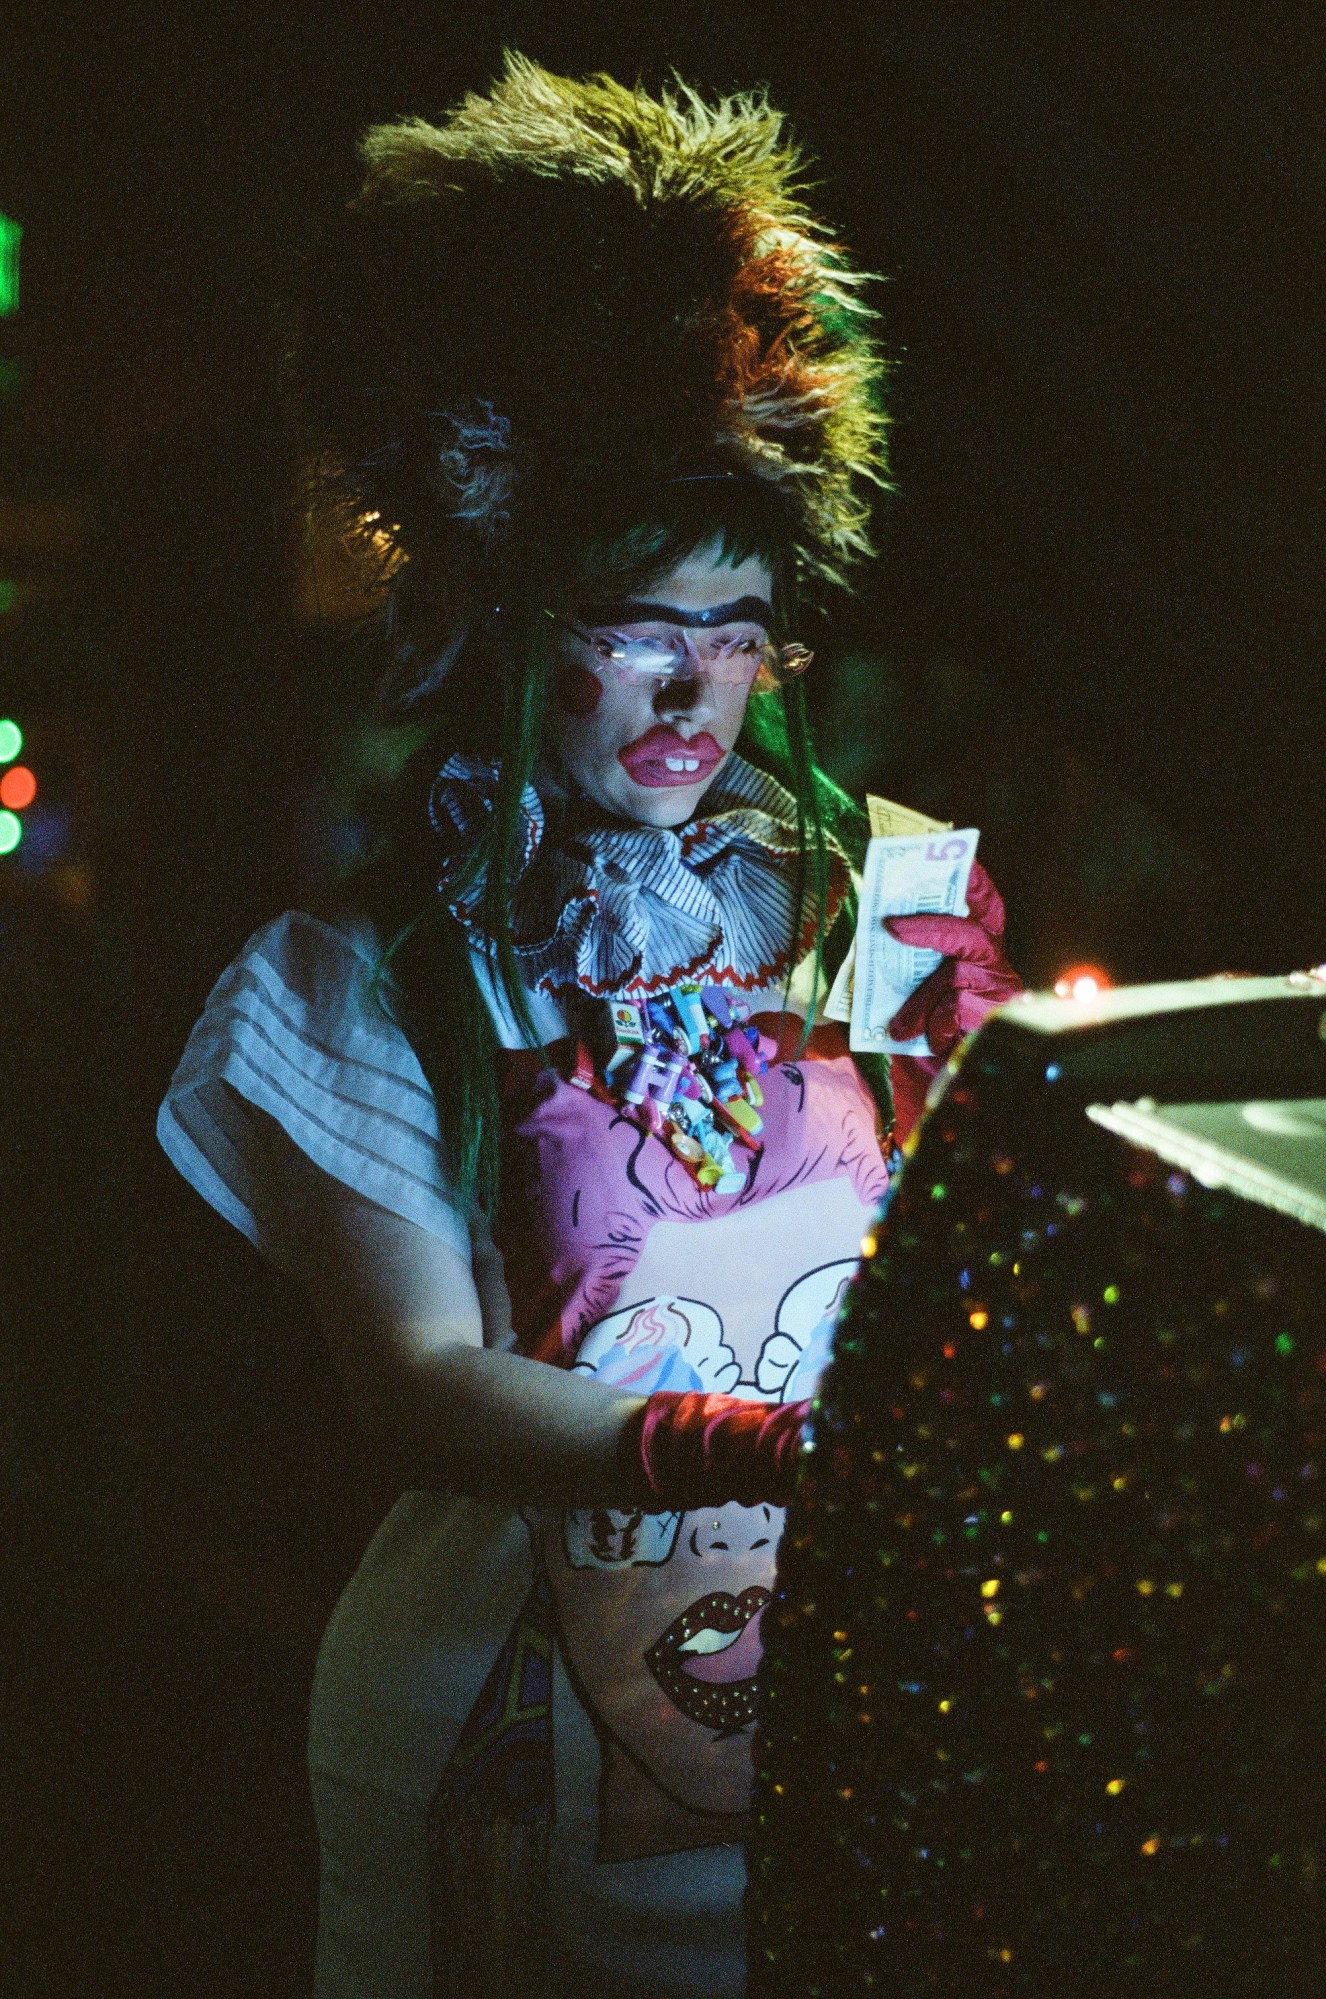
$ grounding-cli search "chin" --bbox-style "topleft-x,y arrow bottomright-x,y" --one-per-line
568,755 -> 729,827
620,759 -> 730,826
629,787 -> 709,827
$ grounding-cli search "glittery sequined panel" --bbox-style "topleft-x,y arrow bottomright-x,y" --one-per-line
748,1066 -> 1326,1996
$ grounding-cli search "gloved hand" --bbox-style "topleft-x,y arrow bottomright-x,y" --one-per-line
620,1391 -> 810,1509
885,858 -> 1022,1146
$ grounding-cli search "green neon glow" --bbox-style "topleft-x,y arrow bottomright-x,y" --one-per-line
0,808 -> 21,854
0,719 -> 21,762
0,214 -> 21,317
0,581 -> 17,615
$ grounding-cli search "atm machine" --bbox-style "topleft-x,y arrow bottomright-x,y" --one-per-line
749,974 -> 1326,1996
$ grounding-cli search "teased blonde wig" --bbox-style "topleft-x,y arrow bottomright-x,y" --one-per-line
294,52 -> 890,650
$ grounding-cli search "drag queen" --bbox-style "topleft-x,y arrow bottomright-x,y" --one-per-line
158,58 -> 1019,1999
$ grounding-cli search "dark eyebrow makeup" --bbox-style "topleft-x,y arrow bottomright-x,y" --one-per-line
578,596 -> 775,630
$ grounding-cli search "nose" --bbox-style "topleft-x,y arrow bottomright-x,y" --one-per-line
687,1502 -> 778,1559
653,657 -> 718,727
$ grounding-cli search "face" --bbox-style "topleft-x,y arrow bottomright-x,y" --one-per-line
543,538 -> 776,827
534,1496 -> 780,1827
524,1229 -> 863,1858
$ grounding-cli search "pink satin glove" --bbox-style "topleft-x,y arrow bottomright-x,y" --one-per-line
885,858 -> 1022,1146
622,1391 -> 810,1509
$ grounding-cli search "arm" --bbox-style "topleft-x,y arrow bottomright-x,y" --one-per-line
289,1169 -> 654,1510
289,1170 -> 812,1514
164,928 -> 765,1510
258,1106 -> 806,1512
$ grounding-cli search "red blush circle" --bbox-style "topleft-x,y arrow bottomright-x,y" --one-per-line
553,659 -> 604,717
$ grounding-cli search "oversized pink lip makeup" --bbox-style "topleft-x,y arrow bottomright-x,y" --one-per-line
617,725 -> 726,790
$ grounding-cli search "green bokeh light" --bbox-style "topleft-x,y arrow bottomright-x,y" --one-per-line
0,809 -> 22,855
0,581 -> 18,615
0,719 -> 22,763
0,213 -> 22,318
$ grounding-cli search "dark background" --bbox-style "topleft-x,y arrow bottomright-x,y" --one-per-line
2,6 -> 1322,1993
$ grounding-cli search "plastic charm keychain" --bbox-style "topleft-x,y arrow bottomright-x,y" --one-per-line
570,984 -> 777,1193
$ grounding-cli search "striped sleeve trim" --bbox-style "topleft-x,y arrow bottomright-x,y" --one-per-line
157,911 -> 470,1254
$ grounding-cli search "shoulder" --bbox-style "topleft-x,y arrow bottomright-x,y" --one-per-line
250,904 -> 568,1050
196,905 -> 434,1062
217,904 -> 385,1001
159,906 -> 470,1253
185,903 -> 449,1121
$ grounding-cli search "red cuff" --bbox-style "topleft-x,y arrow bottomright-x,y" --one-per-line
625,1391 -> 810,1509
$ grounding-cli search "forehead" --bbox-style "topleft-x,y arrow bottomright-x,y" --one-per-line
637,538 -> 775,613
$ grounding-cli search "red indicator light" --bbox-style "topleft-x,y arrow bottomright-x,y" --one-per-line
0,764 -> 35,810
1053,963 -> 1112,1002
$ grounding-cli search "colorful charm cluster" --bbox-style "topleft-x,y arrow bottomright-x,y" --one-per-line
749,1038 -> 1326,1995
573,983 -> 777,1193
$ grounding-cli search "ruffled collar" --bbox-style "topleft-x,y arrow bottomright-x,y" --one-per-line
428,751 -> 850,1000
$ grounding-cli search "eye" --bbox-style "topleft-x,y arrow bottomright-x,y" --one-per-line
592,636 -> 623,660
563,1505 -> 682,1569
590,1508 -> 642,1562
621,639 -> 682,671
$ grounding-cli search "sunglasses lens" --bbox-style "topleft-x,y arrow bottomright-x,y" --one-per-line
562,616 -> 811,685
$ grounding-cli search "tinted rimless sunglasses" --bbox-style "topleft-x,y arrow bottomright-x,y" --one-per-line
546,598 -> 813,687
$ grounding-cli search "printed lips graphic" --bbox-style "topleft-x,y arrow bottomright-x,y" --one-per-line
645,1585 -> 771,1734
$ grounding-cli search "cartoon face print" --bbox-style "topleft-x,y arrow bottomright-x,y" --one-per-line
755,1258 -> 859,1404
535,1492 -> 778,1853
530,1182 -> 881,1861
535,1291 -> 776,1859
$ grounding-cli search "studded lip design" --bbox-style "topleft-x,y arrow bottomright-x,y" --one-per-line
645,1585 -> 771,1735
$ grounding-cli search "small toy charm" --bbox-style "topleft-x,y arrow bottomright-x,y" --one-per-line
589,984 -> 774,1192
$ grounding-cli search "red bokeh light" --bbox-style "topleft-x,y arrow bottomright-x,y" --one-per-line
1053,963 -> 1113,1001
0,764 -> 36,810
